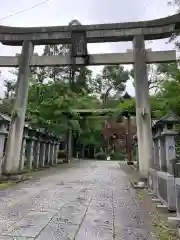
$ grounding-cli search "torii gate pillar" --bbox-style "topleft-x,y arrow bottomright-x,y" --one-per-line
133,35 -> 153,178
3,41 -> 34,174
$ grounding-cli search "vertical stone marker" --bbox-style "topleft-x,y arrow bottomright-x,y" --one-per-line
4,40 -> 34,174
133,35 -> 153,178
67,128 -> 72,163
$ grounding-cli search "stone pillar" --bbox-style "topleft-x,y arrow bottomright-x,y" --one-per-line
164,132 -> 177,174
67,128 -> 72,163
45,142 -> 50,165
39,141 -> 46,167
0,124 -> 8,174
53,142 -> 59,164
26,137 -> 35,170
49,141 -> 54,166
33,140 -> 40,169
159,137 -> 166,171
93,147 -> 96,159
81,144 -> 85,158
157,138 -> 161,170
53,142 -> 56,164
4,41 -> 34,174
135,144 -> 139,165
19,135 -> 27,171
153,138 -> 159,170
133,35 -> 153,178
152,139 -> 155,168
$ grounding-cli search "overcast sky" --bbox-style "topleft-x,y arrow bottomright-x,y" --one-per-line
0,0 -> 177,97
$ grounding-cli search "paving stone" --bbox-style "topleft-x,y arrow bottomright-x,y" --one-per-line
89,200 -> 113,212
0,204 -> 28,221
113,197 -> 141,211
27,197 -> 64,212
114,227 -> 156,239
51,202 -> 87,226
75,215 -> 113,240
114,208 -> 149,230
35,221 -> 79,240
0,237 -> 34,240
0,219 -> 16,234
2,211 -> 55,238
92,187 -> 113,200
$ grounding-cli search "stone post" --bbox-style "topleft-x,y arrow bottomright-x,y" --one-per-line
4,40 -> 34,174
54,142 -> 59,164
45,141 -> 50,165
39,140 -> 46,167
19,134 -> 27,171
49,141 -> 54,166
0,123 -> 8,174
33,140 -> 40,169
26,137 -> 35,170
133,35 -> 153,178
153,138 -> 159,170
81,144 -> 85,159
159,137 -> 166,171
152,139 -> 155,168
67,128 -> 72,163
163,131 -> 177,174
53,142 -> 56,165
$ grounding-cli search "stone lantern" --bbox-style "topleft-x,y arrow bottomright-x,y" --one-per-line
151,112 -> 180,212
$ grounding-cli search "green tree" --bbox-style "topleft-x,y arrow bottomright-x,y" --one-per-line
3,79 -> 16,99
91,65 -> 130,105
27,81 -> 101,135
130,64 -> 163,92
155,72 -> 180,116
156,62 -> 179,79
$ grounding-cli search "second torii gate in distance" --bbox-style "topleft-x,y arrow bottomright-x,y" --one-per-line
0,13 -> 179,177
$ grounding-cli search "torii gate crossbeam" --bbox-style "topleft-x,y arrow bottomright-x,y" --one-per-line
0,50 -> 176,67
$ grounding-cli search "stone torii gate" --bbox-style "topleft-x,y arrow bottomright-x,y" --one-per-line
0,13 -> 179,177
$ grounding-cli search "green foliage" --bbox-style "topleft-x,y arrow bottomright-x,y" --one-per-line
116,88 -> 178,119
27,81 -> 102,136
117,98 -> 136,116
95,152 -> 106,160
156,62 -> 178,79
3,79 -> 16,99
58,150 -> 67,159
110,152 -> 126,161
155,72 -> 180,116
0,99 -> 13,115
90,65 -> 130,102
95,151 -> 126,161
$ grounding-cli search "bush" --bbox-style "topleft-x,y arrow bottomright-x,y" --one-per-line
95,152 -> 106,160
58,150 -> 67,159
110,152 -> 125,161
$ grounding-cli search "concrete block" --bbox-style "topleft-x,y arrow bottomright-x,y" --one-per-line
156,204 -> 168,213
168,217 -> 180,228
152,198 -> 161,203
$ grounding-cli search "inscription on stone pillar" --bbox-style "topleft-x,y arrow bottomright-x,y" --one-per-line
71,31 -> 88,58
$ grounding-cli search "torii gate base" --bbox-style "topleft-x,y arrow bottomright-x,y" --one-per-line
0,13 -> 178,177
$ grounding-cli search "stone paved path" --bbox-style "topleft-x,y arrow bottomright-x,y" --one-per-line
0,161 -> 155,239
